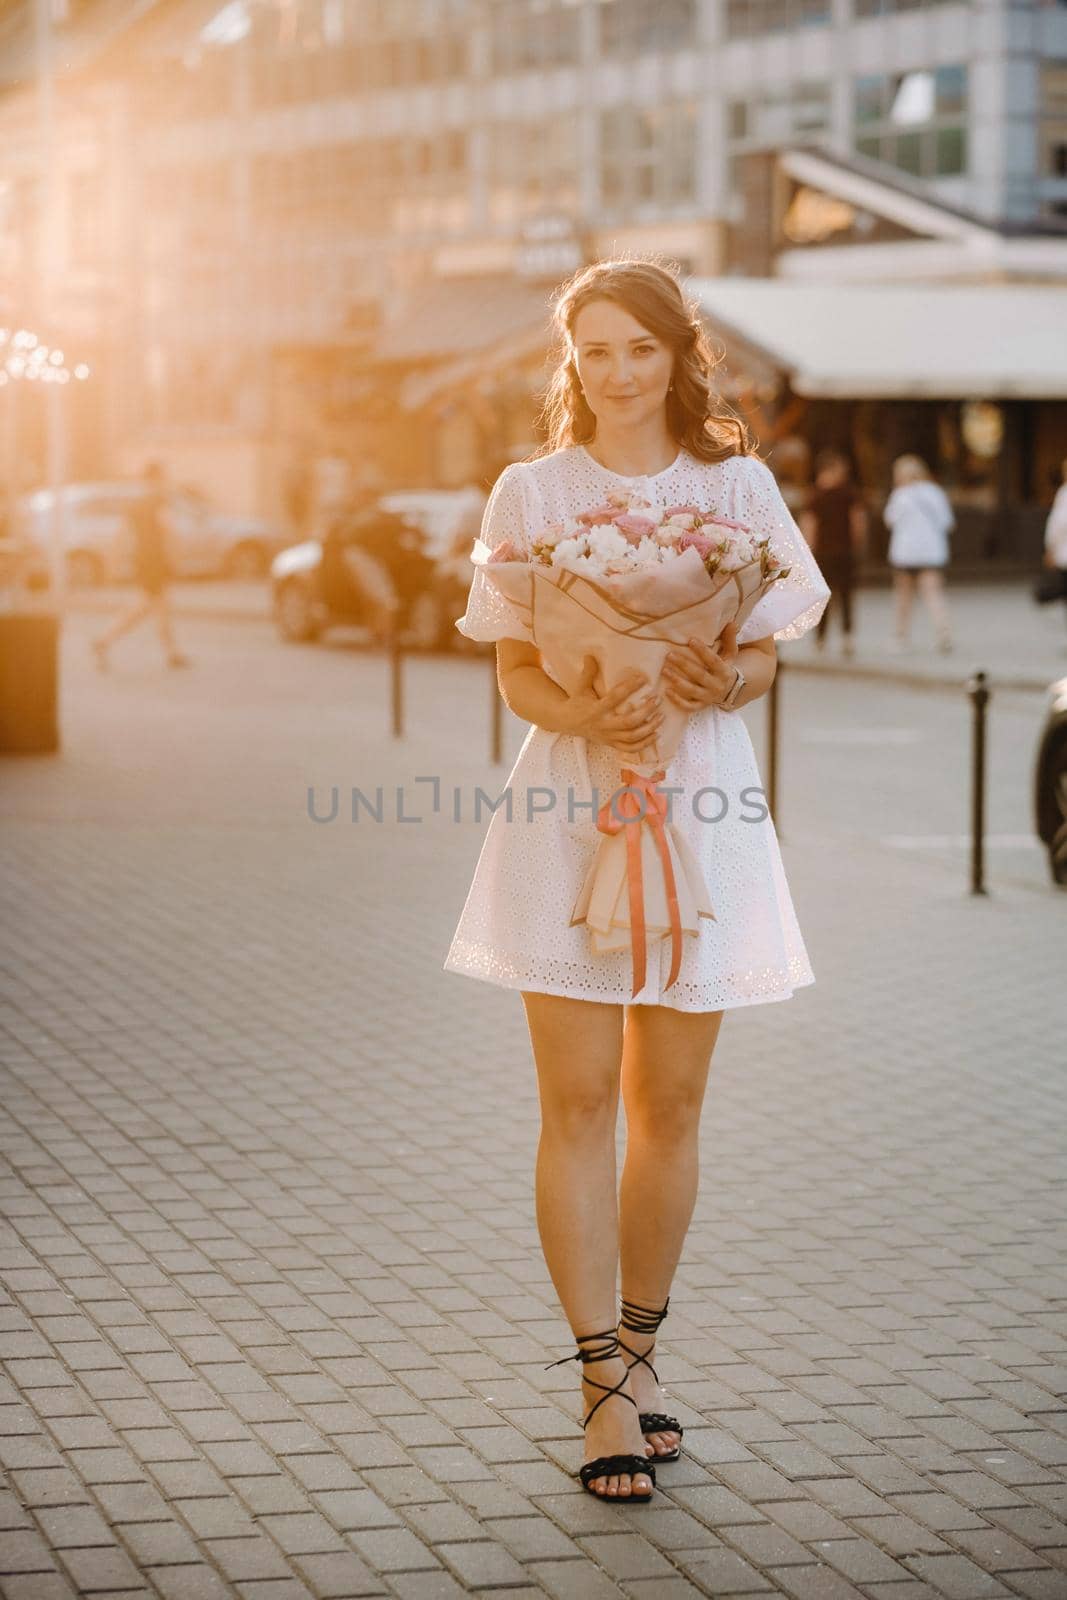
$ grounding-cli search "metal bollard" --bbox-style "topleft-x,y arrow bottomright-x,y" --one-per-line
389,629 -> 403,739
766,657 -> 780,832
489,648 -> 503,765
968,669 -> 990,896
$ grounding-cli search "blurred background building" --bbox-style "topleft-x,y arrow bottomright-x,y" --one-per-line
1,0 -> 1066,569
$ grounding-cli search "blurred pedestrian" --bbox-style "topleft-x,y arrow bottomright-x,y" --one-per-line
1038,456 -> 1067,641
799,448 -> 866,659
883,454 -> 954,654
91,462 -> 190,671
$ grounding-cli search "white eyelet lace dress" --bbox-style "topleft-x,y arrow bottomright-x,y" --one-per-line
443,444 -> 831,1012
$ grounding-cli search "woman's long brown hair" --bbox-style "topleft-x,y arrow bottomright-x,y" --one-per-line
535,257 -> 752,465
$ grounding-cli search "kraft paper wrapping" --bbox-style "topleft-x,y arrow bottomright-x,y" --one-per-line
468,542 -> 782,997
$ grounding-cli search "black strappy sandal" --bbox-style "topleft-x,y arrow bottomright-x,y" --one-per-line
544,1326 -> 656,1503
618,1296 -> 684,1463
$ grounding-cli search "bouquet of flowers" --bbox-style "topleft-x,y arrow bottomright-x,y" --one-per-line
463,490 -> 792,998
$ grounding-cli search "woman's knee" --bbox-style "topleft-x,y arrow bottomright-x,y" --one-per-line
626,1088 -> 704,1145
540,1080 -> 619,1142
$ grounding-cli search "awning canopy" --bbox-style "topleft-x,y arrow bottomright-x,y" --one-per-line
689,278 -> 1067,400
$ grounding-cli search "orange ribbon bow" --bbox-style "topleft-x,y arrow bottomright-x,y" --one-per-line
596,767 -> 683,999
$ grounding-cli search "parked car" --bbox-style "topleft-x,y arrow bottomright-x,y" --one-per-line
270,489 -> 485,652
1034,674 -> 1067,886
18,481 -> 287,587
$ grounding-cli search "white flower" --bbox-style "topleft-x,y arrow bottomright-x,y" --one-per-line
721,533 -> 759,571
550,534 -> 590,569
635,535 -> 664,565
585,526 -> 631,563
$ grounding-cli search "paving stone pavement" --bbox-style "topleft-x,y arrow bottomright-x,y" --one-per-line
0,612 -> 1064,1600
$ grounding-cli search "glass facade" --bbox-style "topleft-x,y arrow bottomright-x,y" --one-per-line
727,84 -> 832,199
598,0 -> 697,55
854,0 -> 956,15
248,133 -> 469,237
1040,60 -> 1067,178
600,102 -> 697,213
487,115 -> 581,226
854,65 -> 968,178
246,0 -> 468,108
490,0 -> 581,72
724,0 -> 830,39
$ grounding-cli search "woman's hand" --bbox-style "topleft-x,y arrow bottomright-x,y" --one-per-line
563,657 -> 664,754
661,622 -> 740,712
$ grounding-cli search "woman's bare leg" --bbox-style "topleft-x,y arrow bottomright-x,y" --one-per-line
522,990 -> 652,1499
918,568 -> 952,647
618,1003 -> 724,1456
893,571 -> 913,642
150,593 -> 186,663
94,594 -> 153,653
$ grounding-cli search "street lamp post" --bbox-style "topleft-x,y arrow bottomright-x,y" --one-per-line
33,0 -> 68,608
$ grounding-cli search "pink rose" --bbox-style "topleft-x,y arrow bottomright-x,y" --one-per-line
677,531 -> 715,558
576,502 -> 622,526
611,513 -> 658,539
664,504 -> 702,518
488,538 -> 517,562
699,514 -> 751,535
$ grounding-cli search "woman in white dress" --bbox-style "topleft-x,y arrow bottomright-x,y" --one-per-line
445,261 -> 830,1504
883,453 -> 955,654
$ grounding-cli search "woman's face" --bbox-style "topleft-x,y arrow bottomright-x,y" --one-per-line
570,298 -> 674,435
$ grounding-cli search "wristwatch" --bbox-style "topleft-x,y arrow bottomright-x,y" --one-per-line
721,663 -> 746,710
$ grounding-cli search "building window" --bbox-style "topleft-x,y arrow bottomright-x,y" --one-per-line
853,65 -> 968,178
489,0 -> 581,74
488,115 -> 581,227
1040,60 -> 1067,178
854,0 -> 955,14
599,102 -> 696,214
246,0 -> 468,104
724,0 -> 830,39
250,136 -> 469,237
598,0 -> 696,56
727,83 -> 832,197
393,130 -> 470,234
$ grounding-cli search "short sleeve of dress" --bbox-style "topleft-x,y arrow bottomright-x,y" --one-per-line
454,464 -> 535,644
733,457 -> 832,646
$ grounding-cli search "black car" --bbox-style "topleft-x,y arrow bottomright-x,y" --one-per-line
1034,675 -> 1067,886
270,500 -> 449,651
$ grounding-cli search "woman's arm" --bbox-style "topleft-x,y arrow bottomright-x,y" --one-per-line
496,639 -> 576,734
730,637 -> 777,710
